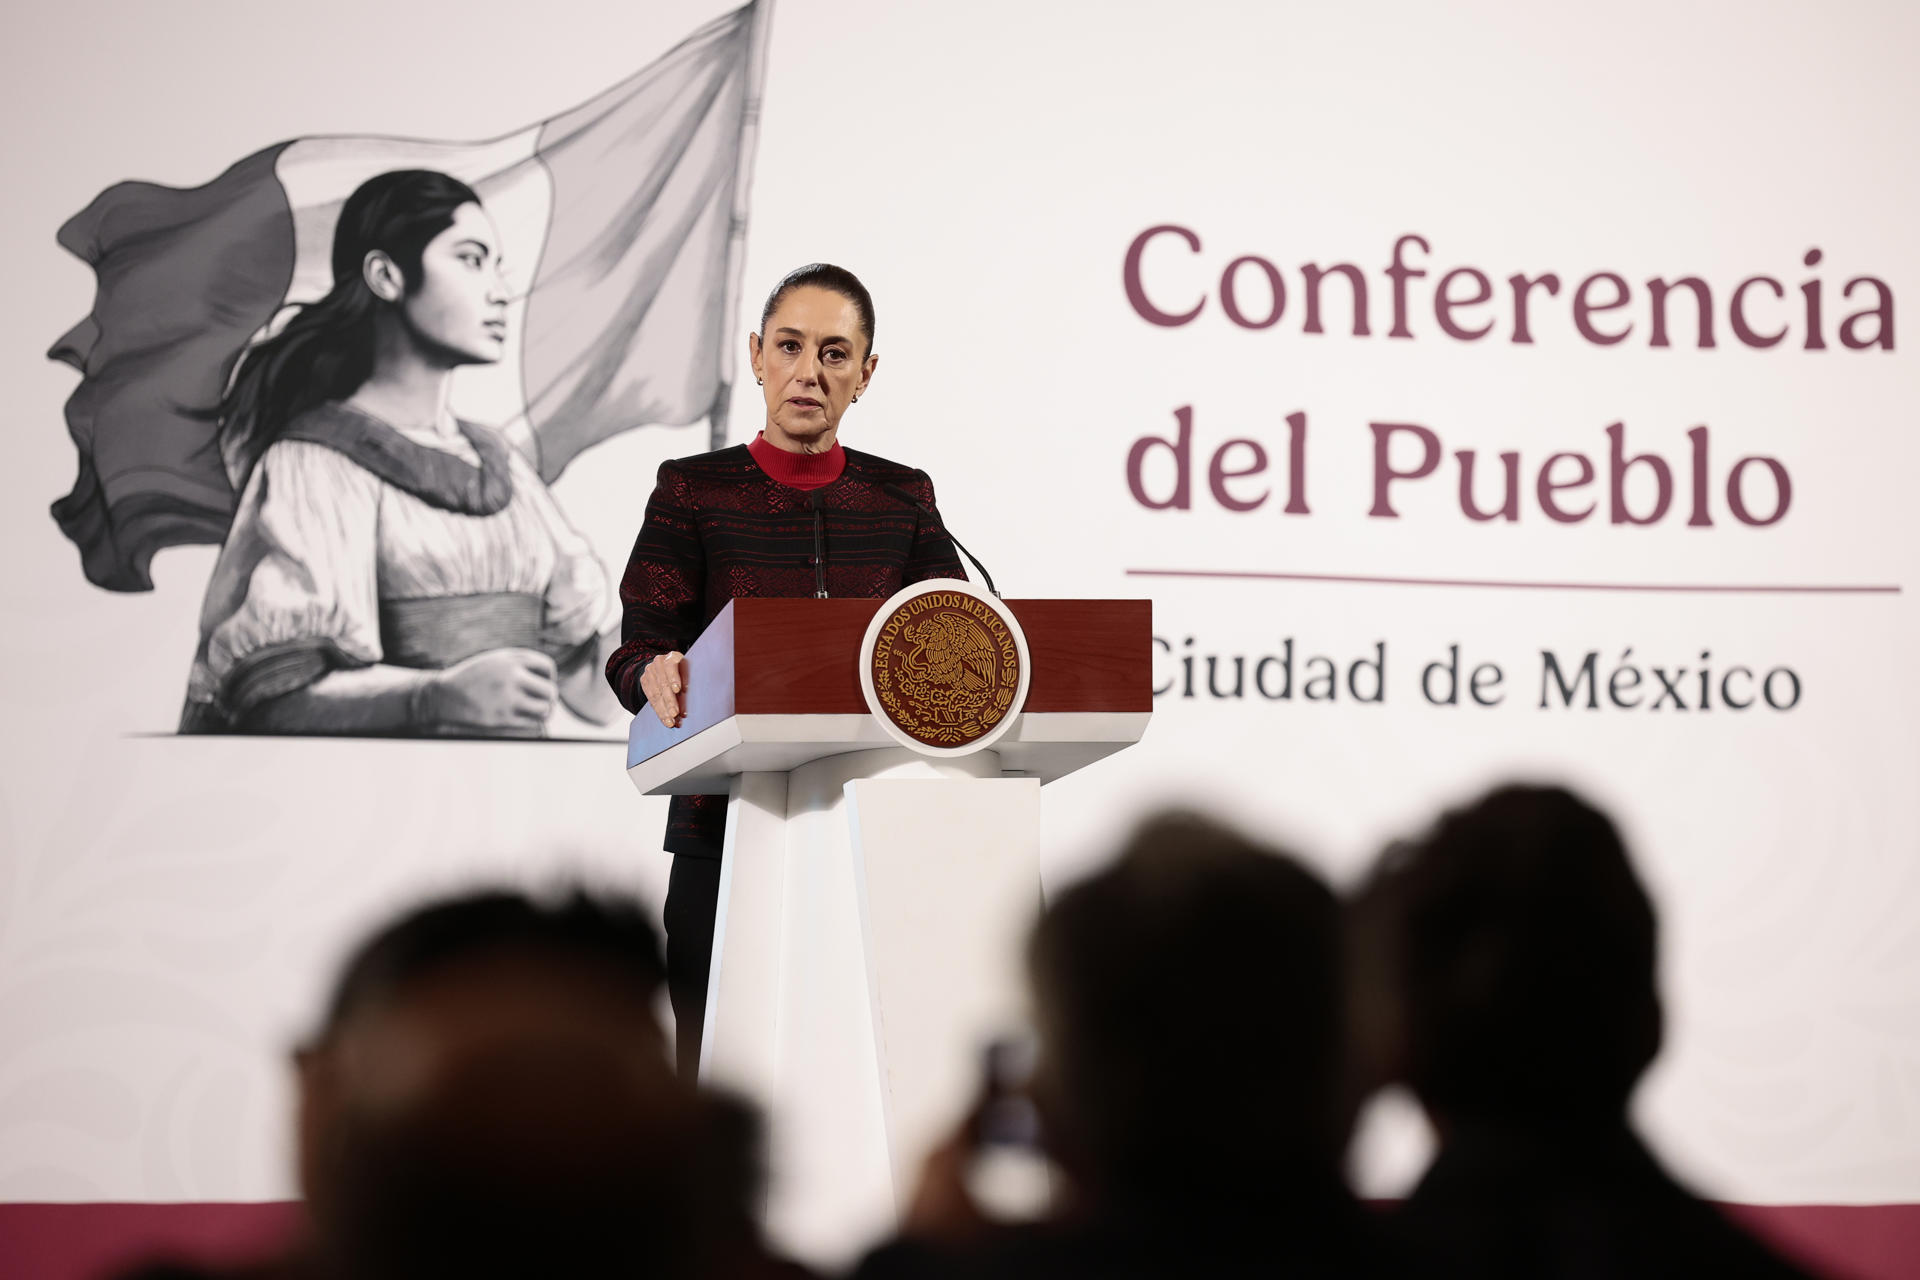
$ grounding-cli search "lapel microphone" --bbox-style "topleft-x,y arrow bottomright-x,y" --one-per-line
807,488 -> 829,598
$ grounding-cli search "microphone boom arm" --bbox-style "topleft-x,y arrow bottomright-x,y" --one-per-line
879,480 -> 1001,598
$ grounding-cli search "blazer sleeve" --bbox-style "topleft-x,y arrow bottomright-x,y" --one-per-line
901,469 -> 967,584
605,460 -> 707,713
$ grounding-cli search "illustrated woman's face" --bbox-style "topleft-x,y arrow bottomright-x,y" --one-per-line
749,286 -> 877,451
396,203 -> 509,367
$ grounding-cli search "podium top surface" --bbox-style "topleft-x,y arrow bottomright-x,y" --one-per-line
626,597 -> 1152,793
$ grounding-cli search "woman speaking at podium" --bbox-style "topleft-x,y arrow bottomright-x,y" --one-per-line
606,264 -> 964,1076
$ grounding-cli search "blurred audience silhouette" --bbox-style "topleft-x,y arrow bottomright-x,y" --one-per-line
854,810 -> 1402,1279
120,886 -> 807,1280
113,789 -> 1835,1280
1351,783 -> 1816,1278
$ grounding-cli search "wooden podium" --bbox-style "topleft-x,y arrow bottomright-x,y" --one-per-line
627,596 -> 1150,1266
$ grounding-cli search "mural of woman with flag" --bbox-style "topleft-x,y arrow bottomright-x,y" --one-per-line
45,1 -> 772,736
179,169 -> 619,736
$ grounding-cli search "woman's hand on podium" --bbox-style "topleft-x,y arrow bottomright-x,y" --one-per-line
639,651 -> 687,728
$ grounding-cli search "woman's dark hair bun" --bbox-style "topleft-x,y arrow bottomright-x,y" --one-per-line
759,263 -> 875,357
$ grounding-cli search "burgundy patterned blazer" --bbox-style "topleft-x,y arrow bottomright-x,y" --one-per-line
607,443 -> 964,857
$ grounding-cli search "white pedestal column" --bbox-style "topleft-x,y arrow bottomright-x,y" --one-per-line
698,748 -> 1042,1270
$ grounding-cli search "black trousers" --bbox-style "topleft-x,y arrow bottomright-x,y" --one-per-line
663,854 -> 722,1079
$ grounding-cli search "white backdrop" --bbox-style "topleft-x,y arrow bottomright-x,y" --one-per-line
1,0 -> 1915,1212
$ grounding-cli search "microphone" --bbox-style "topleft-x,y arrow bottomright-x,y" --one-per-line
879,478 -> 1001,598
807,489 -> 829,598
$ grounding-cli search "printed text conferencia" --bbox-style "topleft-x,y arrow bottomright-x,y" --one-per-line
1120,227 -> 1897,528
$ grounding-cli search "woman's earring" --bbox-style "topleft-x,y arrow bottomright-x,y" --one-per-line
756,377 -> 763,385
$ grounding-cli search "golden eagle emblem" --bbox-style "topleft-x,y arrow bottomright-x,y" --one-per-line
867,589 -> 1023,748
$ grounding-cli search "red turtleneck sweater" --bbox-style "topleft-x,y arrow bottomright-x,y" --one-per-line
747,431 -> 846,490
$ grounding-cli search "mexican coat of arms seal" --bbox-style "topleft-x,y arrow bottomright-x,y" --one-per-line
859,578 -> 1031,756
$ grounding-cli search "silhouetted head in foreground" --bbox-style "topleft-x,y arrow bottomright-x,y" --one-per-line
1354,784 -> 1662,1130
293,887 -> 731,1280
1027,811 -> 1345,1208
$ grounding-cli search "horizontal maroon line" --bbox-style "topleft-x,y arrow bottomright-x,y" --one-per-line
1127,568 -> 1902,595
3,1200 -> 1915,1280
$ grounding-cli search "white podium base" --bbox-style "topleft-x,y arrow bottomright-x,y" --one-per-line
699,748 -> 1042,1269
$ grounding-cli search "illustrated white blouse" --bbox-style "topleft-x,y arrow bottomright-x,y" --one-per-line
181,404 -> 613,729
